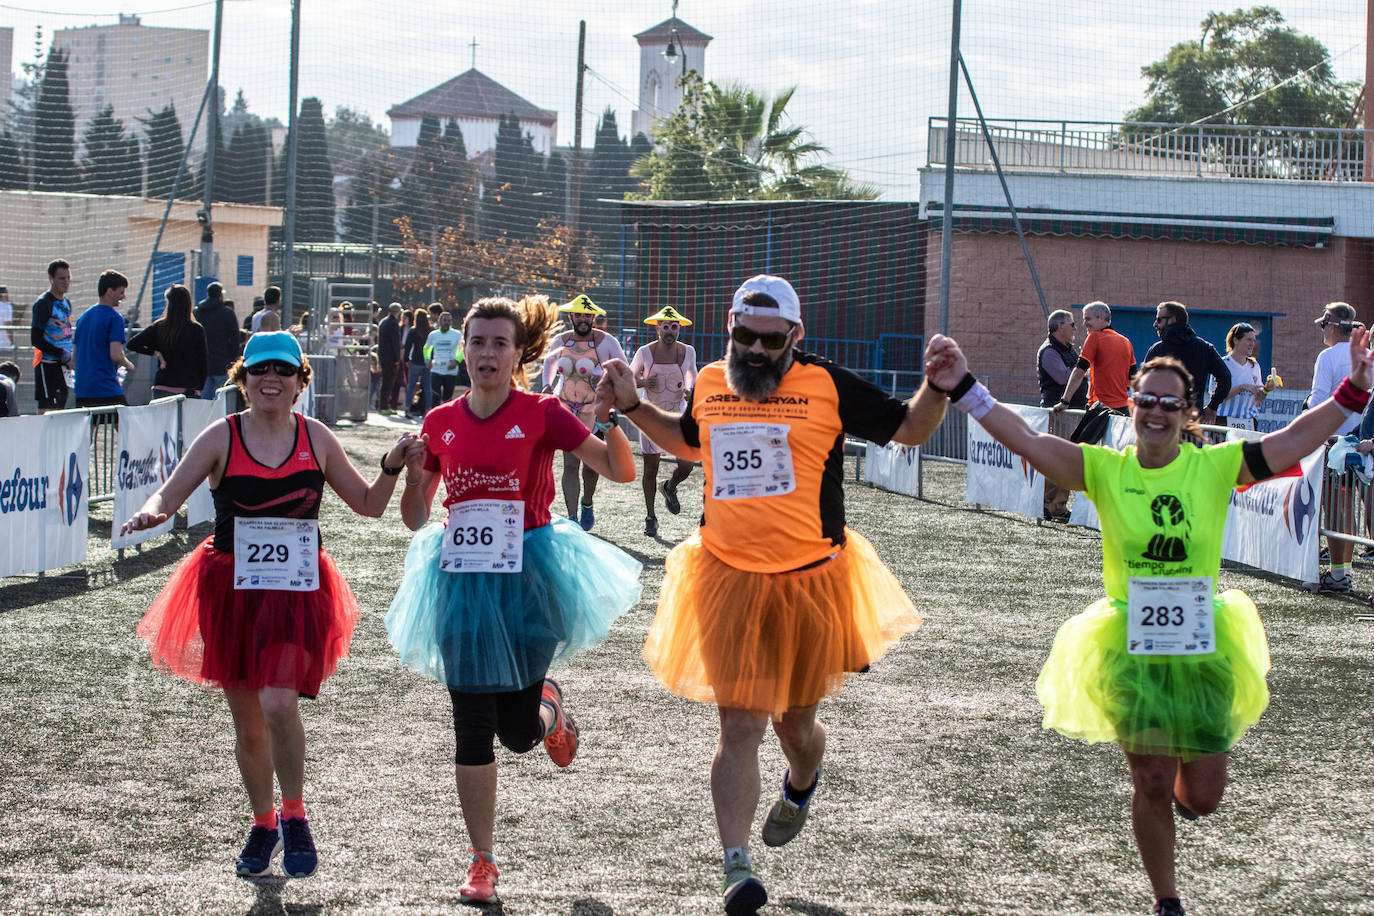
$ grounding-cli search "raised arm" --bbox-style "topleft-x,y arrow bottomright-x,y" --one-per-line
925,335 -> 1087,491
601,358 -> 701,462
571,382 -> 636,483
315,422 -> 423,517
1240,329 -> 1373,486
890,383 -> 950,446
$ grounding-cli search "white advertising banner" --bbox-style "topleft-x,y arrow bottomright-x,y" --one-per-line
1069,414 -> 1137,530
111,400 -> 180,549
965,404 -> 1046,517
1252,389 -> 1308,433
863,440 -> 920,497
181,390 -> 228,528
1220,436 -> 1322,583
0,412 -> 90,577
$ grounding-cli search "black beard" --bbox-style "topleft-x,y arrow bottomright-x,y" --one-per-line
572,320 -> 593,337
726,344 -> 790,401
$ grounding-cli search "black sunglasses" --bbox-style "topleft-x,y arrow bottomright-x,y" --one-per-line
731,326 -> 792,349
1130,392 -> 1187,412
246,361 -> 301,377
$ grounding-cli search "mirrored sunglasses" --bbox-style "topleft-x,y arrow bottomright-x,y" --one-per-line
1130,392 -> 1187,412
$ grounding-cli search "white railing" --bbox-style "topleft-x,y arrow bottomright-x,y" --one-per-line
930,118 -> 1374,181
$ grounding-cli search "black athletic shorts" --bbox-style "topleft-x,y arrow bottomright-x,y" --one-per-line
35,362 -> 68,411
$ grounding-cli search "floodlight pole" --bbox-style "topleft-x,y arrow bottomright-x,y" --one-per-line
281,0 -> 301,326
571,20 -> 586,293
937,0 -> 961,336
199,0 -> 224,283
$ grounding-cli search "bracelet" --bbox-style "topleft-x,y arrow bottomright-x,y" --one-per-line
404,479 -> 422,487
621,399 -> 642,413
594,410 -> 619,434
1333,376 -> 1371,415
380,453 -> 403,476
925,376 -> 950,395
948,373 -> 976,401
952,379 -> 997,420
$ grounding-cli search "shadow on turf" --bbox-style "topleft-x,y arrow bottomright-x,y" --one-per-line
781,899 -> 848,916
240,876 -> 323,915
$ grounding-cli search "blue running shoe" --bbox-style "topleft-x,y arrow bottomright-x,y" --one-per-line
578,503 -> 595,531
280,816 -> 318,878
235,823 -> 282,877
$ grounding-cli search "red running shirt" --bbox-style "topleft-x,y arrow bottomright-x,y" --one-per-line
422,389 -> 590,531
212,412 -> 324,551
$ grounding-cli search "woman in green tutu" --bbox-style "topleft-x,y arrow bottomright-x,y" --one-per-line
923,329 -> 1373,916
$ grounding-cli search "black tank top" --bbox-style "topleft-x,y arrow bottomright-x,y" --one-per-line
212,412 -> 325,552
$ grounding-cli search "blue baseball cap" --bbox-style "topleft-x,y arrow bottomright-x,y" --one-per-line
242,331 -> 303,367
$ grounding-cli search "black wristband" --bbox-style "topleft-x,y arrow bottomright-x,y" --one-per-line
948,373 -> 977,401
925,376 -> 950,395
622,399 -> 642,413
380,453 -> 403,476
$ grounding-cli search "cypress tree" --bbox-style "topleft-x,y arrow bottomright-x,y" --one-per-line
33,47 -> 77,190
293,97 -> 336,242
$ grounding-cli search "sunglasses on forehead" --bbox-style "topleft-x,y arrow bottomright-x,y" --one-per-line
731,326 -> 792,349
246,361 -> 301,377
1130,392 -> 1187,412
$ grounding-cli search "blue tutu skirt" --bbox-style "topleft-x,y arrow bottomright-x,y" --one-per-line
386,517 -> 642,692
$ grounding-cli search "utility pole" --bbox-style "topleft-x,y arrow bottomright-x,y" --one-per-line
570,20 -> 586,292
199,0 -> 224,285
937,0 -> 962,336
370,155 -> 381,284
281,0 -> 301,325
1365,0 -> 1372,180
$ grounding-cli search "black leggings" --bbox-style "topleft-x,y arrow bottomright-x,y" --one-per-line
449,680 -> 545,766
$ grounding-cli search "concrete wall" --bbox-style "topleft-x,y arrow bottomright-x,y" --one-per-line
926,230 -> 1367,403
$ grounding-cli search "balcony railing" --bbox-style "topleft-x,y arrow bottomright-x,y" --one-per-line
929,118 -> 1373,181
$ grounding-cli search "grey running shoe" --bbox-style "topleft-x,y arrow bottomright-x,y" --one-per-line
1318,570 -> 1353,594
761,770 -> 817,847
722,859 -> 767,916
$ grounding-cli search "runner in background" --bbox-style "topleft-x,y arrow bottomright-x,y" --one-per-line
387,295 -> 640,906
924,330 -> 1374,916
120,330 -> 422,880
630,305 -> 698,537
540,294 -> 626,530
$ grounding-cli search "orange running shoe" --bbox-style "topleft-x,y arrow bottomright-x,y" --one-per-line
458,849 -> 500,905
541,678 -> 579,767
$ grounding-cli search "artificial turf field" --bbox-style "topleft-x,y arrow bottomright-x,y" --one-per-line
2,421 -> 1372,915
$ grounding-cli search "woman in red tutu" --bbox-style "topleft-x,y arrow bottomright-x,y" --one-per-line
120,331 -> 423,880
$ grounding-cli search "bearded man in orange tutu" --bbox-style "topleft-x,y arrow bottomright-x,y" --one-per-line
599,275 -> 946,916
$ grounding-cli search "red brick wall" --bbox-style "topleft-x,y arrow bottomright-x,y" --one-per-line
925,231 -> 1365,402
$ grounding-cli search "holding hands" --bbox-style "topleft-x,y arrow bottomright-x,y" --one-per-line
923,334 -> 970,393
597,359 -> 639,414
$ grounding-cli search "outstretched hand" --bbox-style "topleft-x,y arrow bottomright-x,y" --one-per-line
120,510 -> 169,537
1350,327 -> 1373,392
923,334 -> 970,392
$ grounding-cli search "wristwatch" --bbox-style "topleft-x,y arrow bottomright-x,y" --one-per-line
380,453 -> 403,476
594,410 -> 619,434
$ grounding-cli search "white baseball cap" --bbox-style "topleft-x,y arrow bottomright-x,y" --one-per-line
730,275 -> 802,324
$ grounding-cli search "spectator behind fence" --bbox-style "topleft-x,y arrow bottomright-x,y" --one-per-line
196,282 -> 242,399
243,295 -> 265,337
251,286 -> 282,334
31,258 -> 75,413
1311,301 -> 1362,595
425,308 -> 465,408
388,306 -> 412,408
127,284 -> 208,399
1038,309 -> 1087,521
257,311 -> 283,333
0,285 -> 12,348
1216,322 -> 1273,430
402,308 -> 431,419
1054,301 -> 1136,446
1145,300 -> 1230,424
73,269 -> 135,409
0,361 -> 19,417
376,302 -> 403,414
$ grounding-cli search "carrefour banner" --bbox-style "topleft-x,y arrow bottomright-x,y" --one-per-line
1069,414 -> 1137,530
965,405 -> 1046,517
1220,435 -> 1322,582
0,412 -> 90,577
111,400 -> 180,549
863,440 -> 920,497
181,390 -> 228,528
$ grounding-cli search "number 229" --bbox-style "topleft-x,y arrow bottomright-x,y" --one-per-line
246,543 -> 289,563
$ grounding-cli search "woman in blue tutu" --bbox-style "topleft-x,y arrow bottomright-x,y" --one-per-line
389,294 -> 641,905
924,330 -> 1373,916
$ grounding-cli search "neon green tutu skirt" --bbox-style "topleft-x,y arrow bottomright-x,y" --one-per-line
1035,589 -> 1270,760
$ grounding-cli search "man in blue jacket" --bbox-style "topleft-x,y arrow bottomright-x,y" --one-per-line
1145,300 -> 1230,426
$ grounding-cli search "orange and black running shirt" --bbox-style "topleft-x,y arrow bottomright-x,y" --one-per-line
681,352 -> 908,573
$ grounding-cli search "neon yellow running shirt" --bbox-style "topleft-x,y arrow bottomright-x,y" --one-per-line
1080,440 -> 1244,603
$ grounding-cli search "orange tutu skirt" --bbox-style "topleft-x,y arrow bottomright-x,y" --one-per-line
136,537 -> 360,697
644,529 -> 921,717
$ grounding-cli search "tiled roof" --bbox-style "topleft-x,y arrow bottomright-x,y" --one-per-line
634,18 -> 712,43
387,69 -> 556,123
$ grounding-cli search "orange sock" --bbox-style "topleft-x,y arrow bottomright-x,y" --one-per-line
253,809 -> 279,830
280,796 -> 306,820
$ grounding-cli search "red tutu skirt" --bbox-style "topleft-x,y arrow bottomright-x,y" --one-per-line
136,537 -> 360,697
